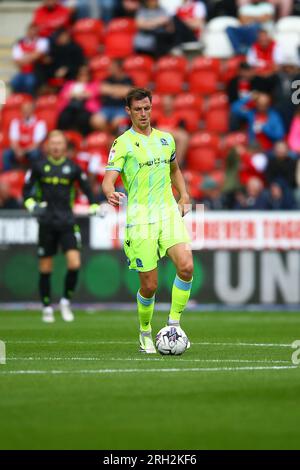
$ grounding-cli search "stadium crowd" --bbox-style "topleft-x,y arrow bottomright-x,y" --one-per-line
1,0 -> 300,210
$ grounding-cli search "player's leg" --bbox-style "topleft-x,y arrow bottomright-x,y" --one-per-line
138,269 -> 158,353
38,225 -> 57,323
167,242 -> 194,326
124,224 -> 159,353
60,225 -> 82,321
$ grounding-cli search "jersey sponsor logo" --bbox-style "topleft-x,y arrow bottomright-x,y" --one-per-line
41,176 -> 70,185
160,138 -> 169,146
136,258 -> 143,268
62,165 -> 71,175
138,157 -> 172,168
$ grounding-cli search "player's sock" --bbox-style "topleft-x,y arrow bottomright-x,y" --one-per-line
169,275 -> 193,323
64,269 -> 79,300
39,272 -> 51,307
137,290 -> 155,332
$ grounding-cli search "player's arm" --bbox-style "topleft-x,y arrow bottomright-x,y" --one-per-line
170,159 -> 190,216
23,166 -> 47,214
102,170 -> 126,207
74,165 -> 100,214
103,138 -> 126,207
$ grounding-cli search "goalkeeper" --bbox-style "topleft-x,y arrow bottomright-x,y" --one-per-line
102,88 -> 193,353
23,130 -> 99,323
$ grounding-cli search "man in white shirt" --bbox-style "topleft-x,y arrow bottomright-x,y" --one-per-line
226,0 -> 275,55
3,101 -> 47,171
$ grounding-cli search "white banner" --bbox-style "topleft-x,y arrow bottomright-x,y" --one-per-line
90,211 -> 300,250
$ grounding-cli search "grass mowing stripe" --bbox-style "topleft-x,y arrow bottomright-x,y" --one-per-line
6,340 -> 294,347
0,365 -> 297,375
6,357 -> 291,364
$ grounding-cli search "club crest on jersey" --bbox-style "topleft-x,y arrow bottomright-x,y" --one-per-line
62,165 -> 71,175
160,138 -> 168,146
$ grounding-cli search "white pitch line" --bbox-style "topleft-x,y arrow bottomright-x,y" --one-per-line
0,365 -> 297,375
6,340 -> 293,347
6,357 -> 291,364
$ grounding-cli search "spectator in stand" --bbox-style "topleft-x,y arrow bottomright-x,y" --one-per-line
238,0 -> 294,18
265,182 -> 296,210
11,23 -> 49,95
200,177 -> 228,210
33,0 -> 71,38
231,92 -> 285,151
134,0 -> 176,57
91,59 -> 133,133
152,94 -> 189,166
226,1 -> 275,55
227,62 -> 255,104
114,0 -> 141,18
0,182 -> 22,210
43,28 -> 85,87
2,101 -> 47,172
75,0 -> 117,22
175,0 -> 207,40
233,176 -> 268,209
57,65 -> 101,135
206,0 -> 237,19
265,141 -> 297,190
246,29 -> 282,74
288,107 -> 300,154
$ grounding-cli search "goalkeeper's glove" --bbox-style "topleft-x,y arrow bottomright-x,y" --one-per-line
24,198 -> 47,216
88,203 -> 101,216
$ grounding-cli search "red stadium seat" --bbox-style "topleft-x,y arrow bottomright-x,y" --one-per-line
174,93 -> 204,113
123,55 -> 154,87
72,18 -> 104,58
222,56 -> 245,83
205,108 -> 229,133
105,19 -> 136,58
86,132 -> 110,152
155,55 -> 188,75
64,131 -> 83,150
187,147 -> 217,173
90,55 -> 111,81
151,93 -> 163,112
190,57 -> 221,76
188,70 -> 218,95
187,132 -> 220,173
182,170 -> 204,200
155,71 -> 184,94
175,109 -> 200,133
0,170 -> 25,199
221,131 -> 248,157
206,92 -> 229,110
124,54 -> 154,74
35,111 -> 57,131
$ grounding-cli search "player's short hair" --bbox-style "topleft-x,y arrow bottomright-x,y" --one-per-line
125,88 -> 152,108
48,130 -> 67,142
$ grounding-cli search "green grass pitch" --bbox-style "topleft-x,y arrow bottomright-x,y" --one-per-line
0,310 -> 300,450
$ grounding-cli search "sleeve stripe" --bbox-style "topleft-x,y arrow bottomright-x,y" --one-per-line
105,167 -> 122,172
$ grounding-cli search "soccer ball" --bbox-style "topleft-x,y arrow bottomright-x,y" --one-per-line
155,326 -> 189,356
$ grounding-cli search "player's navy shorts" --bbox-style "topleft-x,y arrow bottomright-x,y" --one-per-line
37,224 -> 82,258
